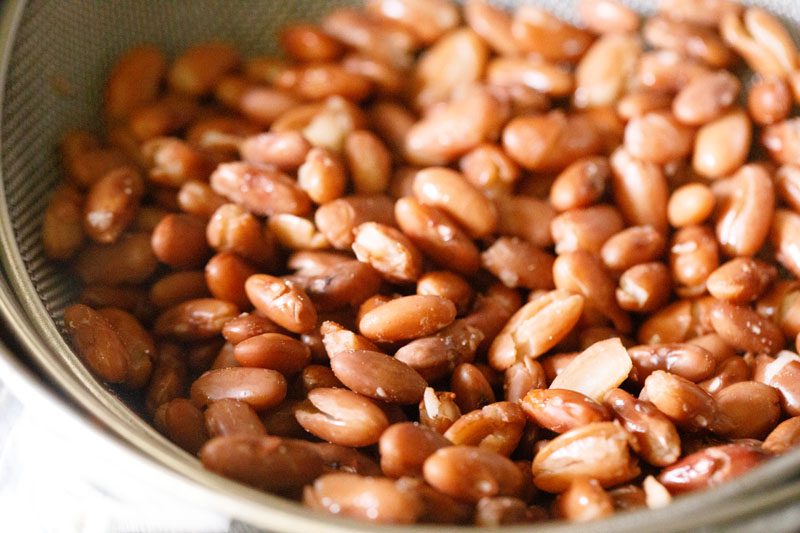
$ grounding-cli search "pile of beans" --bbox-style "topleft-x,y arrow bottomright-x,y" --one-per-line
44,0 -> 800,525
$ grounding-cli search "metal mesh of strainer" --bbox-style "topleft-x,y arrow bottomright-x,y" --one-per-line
2,1 -> 800,531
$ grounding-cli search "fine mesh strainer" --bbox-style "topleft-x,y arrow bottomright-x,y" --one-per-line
1,1 -> 800,531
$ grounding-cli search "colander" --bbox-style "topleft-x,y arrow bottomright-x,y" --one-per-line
1,0 -> 800,531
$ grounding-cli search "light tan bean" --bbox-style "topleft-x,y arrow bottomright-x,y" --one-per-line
234,333 -> 310,376
601,225 -> 665,271
609,147 -> 669,233
245,274 -> 317,334
763,417 -> 800,455
304,473 -> 423,524
352,222 -> 423,283
604,388 -> 681,467
417,271 -> 474,316
710,300 -> 784,355
532,422 -> 640,493
624,111 -> 694,166
669,225 -> 718,289
154,298 -> 239,341
555,477 -> 614,522
105,46 -> 166,119
280,24 -> 343,62
693,109 -> 752,178
579,0 -> 639,34
643,16 -> 734,68
394,320 -> 484,382
667,183 -> 715,228
549,156 -> 610,212
380,422 -> 451,478
502,111 -> 603,172
521,389 -> 610,434
394,197 -> 480,275
444,402 -> 526,456
673,71 -> 740,126
554,250 -> 631,333
423,446 -> 523,503
642,370 -> 731,433
359,294 -> 456,342
616,263 -> 672,313
463,0 -> 517,55
714,381 -> 782,439
573,33 -> 641,109
405,86 -> 503,166
511,5 -> 593,63
151,214 -> 210,270
239,131 -> 310,170
177,181 -> 227,219
551,205 -> 624,255
714,164 -> 774,256
191,367 -> 286,411
210,162 -> 310,217
628,343 -> 716,384
315,195 -> 396,250
748,77 -> 792,126
297,148 -> 347,205
481,237 -> 555,291
488,289 -> 584,370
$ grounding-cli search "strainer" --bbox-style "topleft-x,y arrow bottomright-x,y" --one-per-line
1,0 -> 800,531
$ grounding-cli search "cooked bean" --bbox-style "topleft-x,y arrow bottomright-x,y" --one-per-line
693,109 -> 752,178
280,24 -> 343,62
574,33 -> 641,109
395,197 -> 481,275
605,388 -> 681,467
667,183 -> 715,228
629,343 -> 716,384
601,225 -> 665,272
503,111 -> 603,172
152,214 -> 210,270
482,237 -> 555,291
201,434 -> 324,493
511,5 -> 592,63
579,0 -> 639,34
709,300 -> 783,355
379,422 -> 450,478
330,349 -> 426,405
753,352 -> 800,416
642,371 -> 731,433
154,298 -> 239,341
552,205 -> 624,255
64,304 -> 129,383
714,164 -> 774,256
245,274 -> 317,334
444,401 -> 526,456
549,338 -> 632,403
205,398 -> 267,438
304,472 -> 423,524
555,477 -> 614,522
763,417 -> 800,455
315,195 -> 396,250
42,186 -> 85,260
210,162 -> 310,217
234,333 -> 310,376
297,148 -> 347,205
294,387 -> 389,447
532,422 -> 640,493
658,443 -> 770,495
75,232 -> 158,285
521,389 -> 610,434
748,77 -> 792,126
359,294 -> 455,342
488,289 -> 584,370
423,446 -> 523,503
554,250 -> 631,332
609,147 -> 669,233
450,362 -> 496,414
191,367 -> 287,410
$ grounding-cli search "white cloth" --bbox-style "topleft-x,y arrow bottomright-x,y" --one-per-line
0,381 -> 243,533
